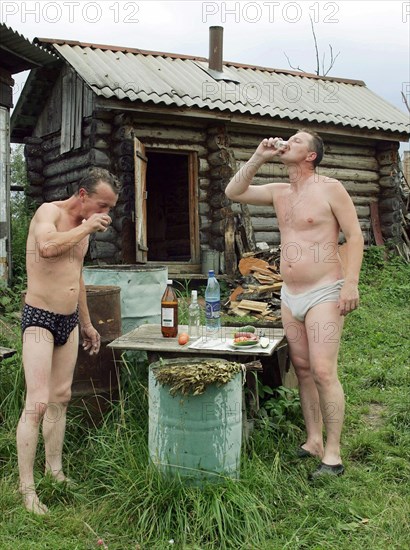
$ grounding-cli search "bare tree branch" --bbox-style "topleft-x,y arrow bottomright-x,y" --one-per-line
283,51 -> 306,73
284,16 -> 340,76
401,91 -> 410,113
309,14 -> 320,75
323,45 -> 340,77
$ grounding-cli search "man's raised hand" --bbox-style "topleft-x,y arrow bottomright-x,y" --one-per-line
83,213 -> 111,233
254,137 -> 287,162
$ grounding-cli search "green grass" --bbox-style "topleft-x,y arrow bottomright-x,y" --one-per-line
1,247 -> 409,549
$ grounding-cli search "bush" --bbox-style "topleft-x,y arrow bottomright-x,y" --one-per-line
10,145 -> 33,283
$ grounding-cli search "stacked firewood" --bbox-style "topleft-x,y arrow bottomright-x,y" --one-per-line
226,249 -> 283,324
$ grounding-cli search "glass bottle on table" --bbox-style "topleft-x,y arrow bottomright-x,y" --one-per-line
161,279 -> 178,338
188,290 -> 201,339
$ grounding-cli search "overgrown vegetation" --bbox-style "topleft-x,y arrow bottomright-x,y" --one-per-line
0,146 -> 33,317
10,145 -> 33,281
1,247 -> 409,549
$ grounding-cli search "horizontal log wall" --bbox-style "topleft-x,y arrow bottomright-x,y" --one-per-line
24,99 -> 403,268
25,112 -> 121,264
228,130 -> 380,246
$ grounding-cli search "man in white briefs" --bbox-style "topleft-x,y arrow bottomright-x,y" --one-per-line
225,129 -> 364,479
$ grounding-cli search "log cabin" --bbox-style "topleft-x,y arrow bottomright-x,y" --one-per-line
10,27 -> 410,277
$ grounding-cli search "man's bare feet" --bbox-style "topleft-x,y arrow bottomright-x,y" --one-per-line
45,469 -> 76,486
45,469 -> 66,482
20,487 -> 49,515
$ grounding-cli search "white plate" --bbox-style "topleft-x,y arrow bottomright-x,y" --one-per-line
229,341 -> 259,349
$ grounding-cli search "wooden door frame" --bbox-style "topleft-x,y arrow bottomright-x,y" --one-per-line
144,147 -> 200,273
134,137 -> 148,262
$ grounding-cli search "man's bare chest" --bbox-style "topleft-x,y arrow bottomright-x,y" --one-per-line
275,192 -> 333,232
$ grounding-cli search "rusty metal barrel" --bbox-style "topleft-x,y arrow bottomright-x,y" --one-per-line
71,285 -> 121,422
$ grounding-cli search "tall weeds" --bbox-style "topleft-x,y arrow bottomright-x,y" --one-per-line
0,247 -> 409,549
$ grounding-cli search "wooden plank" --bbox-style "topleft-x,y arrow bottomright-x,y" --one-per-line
370,201 -> 384,246
229,286 -> 245,302
237,300 -> 269,313
257,315 -> 279,322
235,232 -> 246,258
248,282 -> 283,294
230,305 -> 251,317
238,204 -> 257,252
252,273 -> 275,284
188,153 -> 200,264
225,216 -> 237,277
238,257 -> 269,276
60,69 -> 73,154
74,75 -> 83,150
134,137 -> 148,263
266,271 -> 282,281
250,265 -> 277,277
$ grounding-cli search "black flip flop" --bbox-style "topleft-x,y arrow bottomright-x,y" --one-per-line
296,446 -> 315,458
309,462 -> 345,480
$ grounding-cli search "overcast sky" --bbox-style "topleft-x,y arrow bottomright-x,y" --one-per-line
3,0 -> 410,144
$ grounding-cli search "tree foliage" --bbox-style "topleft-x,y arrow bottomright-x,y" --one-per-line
10,145 -> 33,283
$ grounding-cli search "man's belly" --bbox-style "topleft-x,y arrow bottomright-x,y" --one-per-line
25,283 -> 80,315
279,240 -> 344,293
25,262 -> 82,315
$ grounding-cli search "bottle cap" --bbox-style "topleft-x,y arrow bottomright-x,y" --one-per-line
167,279 -> 173,284
208,270 -> 214,276
191,290 -> 197,300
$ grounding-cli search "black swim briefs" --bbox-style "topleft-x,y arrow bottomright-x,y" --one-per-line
21,303 -> 79,346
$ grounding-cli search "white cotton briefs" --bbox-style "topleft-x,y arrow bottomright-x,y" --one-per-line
280,280 -> 344,322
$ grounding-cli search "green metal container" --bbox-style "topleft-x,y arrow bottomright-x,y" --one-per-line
148,358 -> 242,484
83,264 -> 168,333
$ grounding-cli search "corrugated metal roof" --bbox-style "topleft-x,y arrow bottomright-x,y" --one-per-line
0,24 -> 56,74
34,38 -> 410,136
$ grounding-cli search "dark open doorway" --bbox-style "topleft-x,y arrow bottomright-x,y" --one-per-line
146,151 -> 191,262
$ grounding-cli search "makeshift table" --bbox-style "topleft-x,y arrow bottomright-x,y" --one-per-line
108,323 -> 285,357
108,324 -> 289,429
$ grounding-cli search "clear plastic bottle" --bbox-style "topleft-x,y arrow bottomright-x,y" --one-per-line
161,279 -> 178,338
205,270 -> 221,338
188,290 -> 201,339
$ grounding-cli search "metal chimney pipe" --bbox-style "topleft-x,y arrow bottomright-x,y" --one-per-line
209,26 -> 223,73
